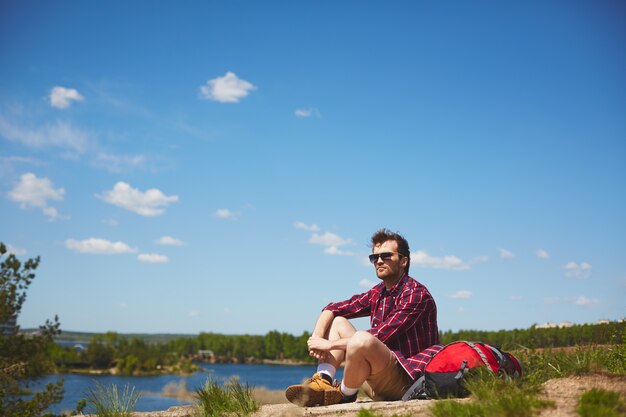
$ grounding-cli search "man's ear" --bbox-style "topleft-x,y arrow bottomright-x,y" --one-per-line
401,256 -> 408,268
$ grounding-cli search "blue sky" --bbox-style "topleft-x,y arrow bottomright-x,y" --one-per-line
1,1 -> 624,335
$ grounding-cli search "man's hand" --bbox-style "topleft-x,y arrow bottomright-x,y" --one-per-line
307,336 -> 333,361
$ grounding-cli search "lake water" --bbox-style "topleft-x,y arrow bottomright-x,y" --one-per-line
34,363 -> 345,414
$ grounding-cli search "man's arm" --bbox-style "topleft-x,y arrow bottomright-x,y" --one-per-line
312,309 -> 335,339
307,310 -> 350,360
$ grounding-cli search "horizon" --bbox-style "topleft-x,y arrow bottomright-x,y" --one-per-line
2,1 -> 625,335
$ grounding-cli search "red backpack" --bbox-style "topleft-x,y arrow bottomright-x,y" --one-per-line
402,341 -> 523,400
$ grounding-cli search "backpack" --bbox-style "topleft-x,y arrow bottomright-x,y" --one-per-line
402,341 -> 523,400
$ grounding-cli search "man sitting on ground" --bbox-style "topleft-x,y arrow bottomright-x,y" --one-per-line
285,228 -> 441,406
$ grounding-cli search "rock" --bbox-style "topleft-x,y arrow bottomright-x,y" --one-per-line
115,398 -> 450,417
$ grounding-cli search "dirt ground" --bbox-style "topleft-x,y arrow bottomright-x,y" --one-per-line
126,373 -> 626,417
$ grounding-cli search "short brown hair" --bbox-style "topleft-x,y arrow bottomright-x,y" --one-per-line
371,228 -> 411,274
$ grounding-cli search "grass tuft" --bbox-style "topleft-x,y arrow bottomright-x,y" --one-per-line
430,369 -> 554,417
194,377 -> 259,417
576,388 -> 626,417
84,382 -> 139,417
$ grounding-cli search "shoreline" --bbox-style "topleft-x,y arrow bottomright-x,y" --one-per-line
61,359 -> 314,376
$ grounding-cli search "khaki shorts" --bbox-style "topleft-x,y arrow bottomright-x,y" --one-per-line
361,350 -> 412,401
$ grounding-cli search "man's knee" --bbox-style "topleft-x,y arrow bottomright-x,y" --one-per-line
330,316 -> 350,328
347,331 -> 377,354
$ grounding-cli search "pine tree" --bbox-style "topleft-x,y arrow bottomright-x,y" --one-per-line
0,242 -> 64,416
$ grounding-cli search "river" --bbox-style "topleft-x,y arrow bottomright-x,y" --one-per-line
34,363 -> 345,414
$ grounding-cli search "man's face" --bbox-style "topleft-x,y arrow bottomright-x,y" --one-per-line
372,240 -> 407,281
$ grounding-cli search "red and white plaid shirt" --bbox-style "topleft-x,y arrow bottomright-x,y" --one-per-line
323,274 -> 442,380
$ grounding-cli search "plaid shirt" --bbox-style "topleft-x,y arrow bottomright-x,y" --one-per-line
323,274 -> 442,380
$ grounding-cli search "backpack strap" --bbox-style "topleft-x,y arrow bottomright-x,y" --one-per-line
402,375 -> 426,401
466,341 -> 491,368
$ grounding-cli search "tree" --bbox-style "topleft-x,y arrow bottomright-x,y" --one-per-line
0,243 -> 65,417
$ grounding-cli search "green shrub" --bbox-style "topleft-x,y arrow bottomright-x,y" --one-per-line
576,388 -> 626,417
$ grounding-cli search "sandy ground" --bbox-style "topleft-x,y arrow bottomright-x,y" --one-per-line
108,373 -> 626,417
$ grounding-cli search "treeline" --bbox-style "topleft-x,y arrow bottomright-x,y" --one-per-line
52,321 -> 625,375
52,330 -> 313,375
439,321 -> 625,350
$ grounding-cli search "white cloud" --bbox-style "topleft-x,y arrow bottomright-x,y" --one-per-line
536,249 -> 550,259
137,253 -> 169,263
359,278 -> 377,288
564,261 -> 592,279
498,248 -> 514,259
574,296 -> 598,306
49,86 -> 84,109
215,208 -> 239,219
93,152 -> 146,173
7,172 -> 65,221
65,238 -> 137,254
97,182 -> 179,217
156,236 -> 185,246
188,310 -> 200,317
309,232 -> 352,248
450,290 -> 473,299
0,117 -> 90,154
294,221 -> 320,232
199,72 -> 256,103
411,250 -> 470,270
295,107 -> 321,118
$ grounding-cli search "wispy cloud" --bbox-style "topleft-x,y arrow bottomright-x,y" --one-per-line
359,278 -> 377,288
574,296 -> 598,306
294,221 -> 320,232
564,261 -> 592,279
7,172 -> 65,221
535,249 -> 550,259
97,182 -> 179,217
49,86 -> 84,109
498,248 -> 514,259
137,253 -> 169,263
411,251 -> 470,270
65,238 -> 137,254
5,244 -> 27,256
155,236 -> 185,246
324,246 -> 353,256
199,72 -> 256,103
215,208 -> 239,220
93,152 -> 146,173
309,231 -> 353,256
310,232 -> 352,247
295,107 -> 321,118
449,290 -> 473,299
0,117 -> 90,154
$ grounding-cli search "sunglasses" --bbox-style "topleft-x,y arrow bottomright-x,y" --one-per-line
368,252 -> 405,264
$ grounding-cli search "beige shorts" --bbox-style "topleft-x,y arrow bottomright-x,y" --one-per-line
361,350 -> 412,401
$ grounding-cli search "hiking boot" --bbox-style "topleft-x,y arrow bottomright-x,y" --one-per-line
285,373 -> 349,407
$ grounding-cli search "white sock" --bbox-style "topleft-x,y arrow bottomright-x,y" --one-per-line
340,381 -> 359,396
316,363 -> 336,379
